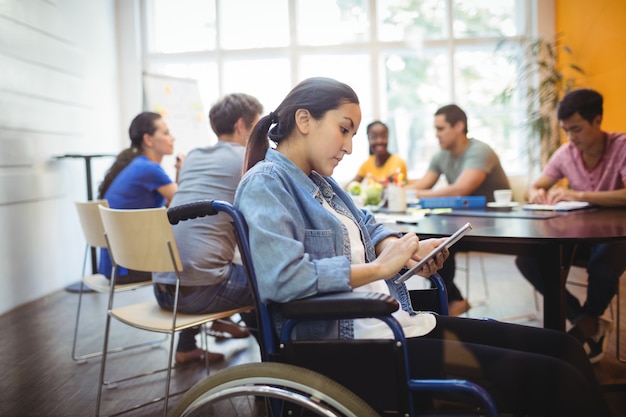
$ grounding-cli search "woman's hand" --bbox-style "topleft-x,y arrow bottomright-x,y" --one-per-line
175,152 -> 185,171
371,233 -> 420,280
407,237 -> 449,277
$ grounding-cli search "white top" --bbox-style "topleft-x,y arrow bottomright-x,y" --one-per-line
321,199 -> 436,339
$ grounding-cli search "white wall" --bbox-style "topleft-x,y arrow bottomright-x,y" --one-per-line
0,0 -> 125,315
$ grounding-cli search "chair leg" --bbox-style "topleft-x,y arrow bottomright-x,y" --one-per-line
464,252 -> 470,304
72,285 -> 167,362
162,329 -> 177,417
478,254 -> 489,300
617,274 -> 625,363
71,245 -> 90,363
463,252 -> 488,308
71,281 -> 87,363
95,310 -> 114,417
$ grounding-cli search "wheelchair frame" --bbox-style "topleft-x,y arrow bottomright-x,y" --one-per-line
166,200 -> 498,417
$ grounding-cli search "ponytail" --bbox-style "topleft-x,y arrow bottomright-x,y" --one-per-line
98,147 -> 141,199
243,114 -> 274,172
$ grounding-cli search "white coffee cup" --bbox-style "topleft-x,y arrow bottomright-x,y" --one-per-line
493,189 -> 513,204
387,185 -> 407,212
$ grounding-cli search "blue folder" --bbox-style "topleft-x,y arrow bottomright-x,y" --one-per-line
419,196 -> 486,209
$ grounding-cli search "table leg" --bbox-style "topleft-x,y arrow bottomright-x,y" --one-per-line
84,157 -> 99,275
66,156 -> 97,293
537,243 -> 576,331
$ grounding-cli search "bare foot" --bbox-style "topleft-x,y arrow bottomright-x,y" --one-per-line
175,348 -> 224,365
210,318 -> 250,339
448,299 -> 471,316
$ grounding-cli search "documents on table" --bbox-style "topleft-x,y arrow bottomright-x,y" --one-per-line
374,211 -> 426,224
522,201 -> 591,211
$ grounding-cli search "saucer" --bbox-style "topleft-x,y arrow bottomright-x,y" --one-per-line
487,202 -> 519,208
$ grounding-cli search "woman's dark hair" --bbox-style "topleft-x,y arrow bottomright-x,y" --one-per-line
557,88 -> 603,123
435,104 -> 468,134
243,77 -> 359,172
97,112 -> 162,199
366,120 -> 389,155
366,120 -> 388,137
209,93 -> 263,136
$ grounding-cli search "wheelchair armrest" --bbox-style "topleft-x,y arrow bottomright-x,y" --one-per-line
280,291 -> 399,320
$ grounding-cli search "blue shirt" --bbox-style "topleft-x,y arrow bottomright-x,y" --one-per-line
103,155 -> 172,209
99,155 -> 173,276
234,148 -> 412,340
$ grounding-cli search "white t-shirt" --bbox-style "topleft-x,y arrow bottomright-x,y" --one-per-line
320,199 -> 436,339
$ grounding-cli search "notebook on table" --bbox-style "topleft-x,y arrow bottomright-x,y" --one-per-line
522,201 -> 592,211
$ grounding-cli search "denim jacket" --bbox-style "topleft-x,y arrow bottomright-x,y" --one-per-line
234,149 -> 415,340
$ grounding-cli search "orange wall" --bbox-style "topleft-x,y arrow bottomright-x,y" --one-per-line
556,0 -> 626,131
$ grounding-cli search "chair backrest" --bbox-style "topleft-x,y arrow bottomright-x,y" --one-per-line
99,206 -> 182,273
75,200 -> 109,248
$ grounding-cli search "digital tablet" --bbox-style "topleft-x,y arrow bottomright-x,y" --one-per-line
394,222 -> 472,284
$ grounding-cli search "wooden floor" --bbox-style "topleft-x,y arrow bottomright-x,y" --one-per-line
1,253 -> 624,417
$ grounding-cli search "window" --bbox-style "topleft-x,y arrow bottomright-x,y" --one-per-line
141,0 -> 536,183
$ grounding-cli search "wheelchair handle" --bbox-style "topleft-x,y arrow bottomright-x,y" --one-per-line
167,200 -> 221,224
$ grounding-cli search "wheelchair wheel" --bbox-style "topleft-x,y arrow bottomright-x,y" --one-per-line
168,362 -> 379,417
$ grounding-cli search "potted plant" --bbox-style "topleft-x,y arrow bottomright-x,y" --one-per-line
497,35 -> 585,173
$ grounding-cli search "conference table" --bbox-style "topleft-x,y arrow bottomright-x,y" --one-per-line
387,207 -> 626,331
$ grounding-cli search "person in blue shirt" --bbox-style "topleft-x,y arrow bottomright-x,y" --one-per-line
233,77 -> 610,416
97,111 -> 181,283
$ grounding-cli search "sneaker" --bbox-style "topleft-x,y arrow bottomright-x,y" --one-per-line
586,318 -> 613,364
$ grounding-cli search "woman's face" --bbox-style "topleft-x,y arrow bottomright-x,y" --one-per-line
146,118 -> 175,156
305,102 -> 362,176
367,123 -> 389,156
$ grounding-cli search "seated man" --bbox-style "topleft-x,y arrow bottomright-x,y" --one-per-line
153,93 -> 263,365
407,104 -> 509,315
515,88 -> 626,363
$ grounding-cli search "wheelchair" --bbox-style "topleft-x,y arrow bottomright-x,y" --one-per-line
166,200 -> 498,417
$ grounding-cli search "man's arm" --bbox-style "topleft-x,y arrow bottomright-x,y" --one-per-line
406,170 -> 440,191
547,180 -> 626,207
527,175 -> 557,203
410,169 -> 487,197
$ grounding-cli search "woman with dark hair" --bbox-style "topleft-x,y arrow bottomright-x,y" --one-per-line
234,77 -> 610,416
98,111 -> 182,284
348,120 -> 407,186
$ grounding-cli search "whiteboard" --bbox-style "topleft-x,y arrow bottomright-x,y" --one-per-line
143,73 -> 215,177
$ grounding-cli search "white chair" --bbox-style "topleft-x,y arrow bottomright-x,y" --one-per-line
95,206 -> 253,417
71,200 -> 162,363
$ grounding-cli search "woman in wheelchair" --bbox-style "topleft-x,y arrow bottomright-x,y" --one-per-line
234,77 -> 610,417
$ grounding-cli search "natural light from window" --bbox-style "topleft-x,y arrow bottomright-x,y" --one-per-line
143,0 -> 534,184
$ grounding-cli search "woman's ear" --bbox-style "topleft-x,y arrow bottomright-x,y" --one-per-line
294,108 -> 311,135
142,132 -> 153,148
